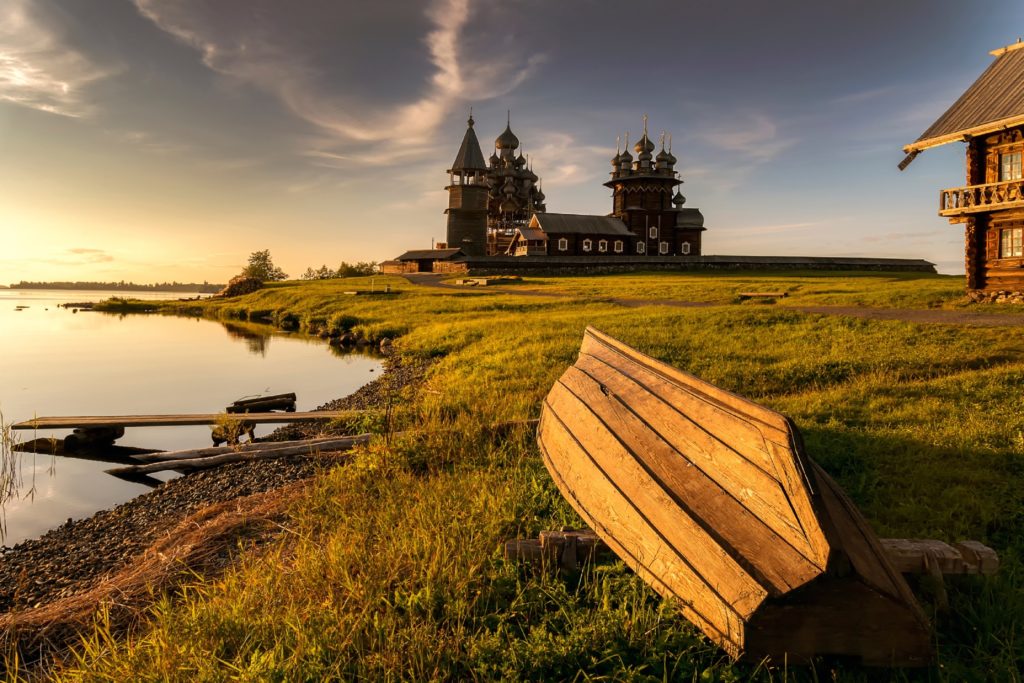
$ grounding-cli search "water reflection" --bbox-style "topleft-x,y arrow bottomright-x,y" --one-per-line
223,322 -> 271,356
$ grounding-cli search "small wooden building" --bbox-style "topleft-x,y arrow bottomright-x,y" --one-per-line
512,213 -> 636,256
380,248 -> 464,274
903,40 -> 1024,297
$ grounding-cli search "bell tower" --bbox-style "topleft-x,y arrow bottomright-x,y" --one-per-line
445,112 -> 489,257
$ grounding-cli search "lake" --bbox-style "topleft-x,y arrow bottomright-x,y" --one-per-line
0,289 -> 380,546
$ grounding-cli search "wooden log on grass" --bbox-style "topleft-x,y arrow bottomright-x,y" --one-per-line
106,434 -> 371,475
129,435 -> 356,463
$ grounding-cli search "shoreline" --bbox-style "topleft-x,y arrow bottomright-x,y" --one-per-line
0,352 -> 426,648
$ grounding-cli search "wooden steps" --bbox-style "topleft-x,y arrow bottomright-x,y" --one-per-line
537,327 -> 953,666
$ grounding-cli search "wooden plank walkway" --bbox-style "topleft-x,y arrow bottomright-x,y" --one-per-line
11,411 -> 360,430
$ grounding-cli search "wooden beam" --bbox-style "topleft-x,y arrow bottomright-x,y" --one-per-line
11,410 -> 371,431
506,530 -> 1000,576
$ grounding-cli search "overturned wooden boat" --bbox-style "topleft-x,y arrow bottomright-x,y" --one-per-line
537,327 -> 938,666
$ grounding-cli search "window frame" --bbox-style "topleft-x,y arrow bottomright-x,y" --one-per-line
681,241 -> 691,255
636,241 -> 646,254
598,239 -> 608,253
648,226 -> 658,239
1000,151 -> 1023,182
582,238 -> 593,252
614,240 -> 624,253
1000,227 -> 1023,258
659,241 -> 669,255
558,237 -> 568,251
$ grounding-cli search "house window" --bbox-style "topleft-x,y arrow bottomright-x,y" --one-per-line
648,226 -> 658,239
1000,227 -> 1023,258
659,241 -> 669,255
637,242 -> 646,254
614,240 -> 624,253
1000,152 -> 1023,181
598,239 -> 608,253
558,237 -> 568,251
681,242 -> 691,255
582,238 -> 593,252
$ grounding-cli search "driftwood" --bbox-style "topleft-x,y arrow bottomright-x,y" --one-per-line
105,435 -> 371,476
505,529 -> 999,577
227,393 -> 297,414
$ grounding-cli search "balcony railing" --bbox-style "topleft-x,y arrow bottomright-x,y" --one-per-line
940,179 -> 1024,217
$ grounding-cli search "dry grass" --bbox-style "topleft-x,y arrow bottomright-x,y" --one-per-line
0,479 -> 309,669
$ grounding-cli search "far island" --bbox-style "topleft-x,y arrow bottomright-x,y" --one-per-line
10,280 -> 224,293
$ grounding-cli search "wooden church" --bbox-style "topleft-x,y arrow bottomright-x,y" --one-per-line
439,113 -> 706,259
903,40 -> 1024,298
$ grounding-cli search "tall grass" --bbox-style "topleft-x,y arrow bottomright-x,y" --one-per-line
25,272 -> 1024,680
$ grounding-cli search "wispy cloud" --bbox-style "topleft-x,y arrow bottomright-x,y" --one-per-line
0,1 -> 111,117
40,248 -> 114,265
132,0 -> 544,160
701,113 -> 797,163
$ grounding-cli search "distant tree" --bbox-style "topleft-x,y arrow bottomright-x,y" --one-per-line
335,261 -> 378,277
243,249 -> 288,281
300,267 -> 318,281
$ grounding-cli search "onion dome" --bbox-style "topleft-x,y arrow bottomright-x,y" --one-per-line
619,148 -> 633,166
516,151 -> 527,167
496,124 -> 519,151
672,188 -> 686,207
489,151 -> 500,166
656,147 -> 670,166
634,133 -> 655,154
535,187 -> 546,202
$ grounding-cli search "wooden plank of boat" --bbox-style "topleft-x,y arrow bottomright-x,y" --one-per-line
538,326 -> 933,666
10,411 -> 365,430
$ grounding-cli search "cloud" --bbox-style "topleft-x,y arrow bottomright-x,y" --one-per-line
718,222 -> 822,236
700,113 -> 796,163
132,0 -> 544,159
40,248 -> 114,265
0,1 -> 111,117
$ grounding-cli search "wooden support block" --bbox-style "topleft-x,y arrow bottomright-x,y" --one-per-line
879,538 -> 999,575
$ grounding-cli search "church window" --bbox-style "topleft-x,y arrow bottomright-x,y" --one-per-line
659,241 -> 670,255
598,239 -> 608,253
558,238 -> 568,251
614,240 -> 624,253
1000,152 -> 1022,181
648,226 -> 658,239
681,242 -> 691,255
1000,227 -> 1023,258
637,242 -> 646,254
583,239 -> 593,252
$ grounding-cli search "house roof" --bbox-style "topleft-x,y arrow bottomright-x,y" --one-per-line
530,213 -> 633,236
394,248 -> 463,261
905,42 -> 1024,154
514,227 -> 548,241
450,116 -> 488,172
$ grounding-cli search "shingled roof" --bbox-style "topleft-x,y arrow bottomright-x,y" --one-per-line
450,116 -> 488,172
905,42 -> 1024,154
530,213 -> 633,236
394,248 -> 463,262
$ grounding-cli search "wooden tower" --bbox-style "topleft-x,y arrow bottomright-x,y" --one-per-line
445,113 -> 489,257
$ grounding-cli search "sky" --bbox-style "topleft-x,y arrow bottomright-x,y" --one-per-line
2,0 -> 1022,283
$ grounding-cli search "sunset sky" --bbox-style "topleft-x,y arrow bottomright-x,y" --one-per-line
3,0 -> 1023,283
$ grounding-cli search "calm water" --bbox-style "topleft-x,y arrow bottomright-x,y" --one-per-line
0,289 -> 380,545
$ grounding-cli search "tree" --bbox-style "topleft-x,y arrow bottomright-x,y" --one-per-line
243,250 -> 288,281
335,261 -> 378,277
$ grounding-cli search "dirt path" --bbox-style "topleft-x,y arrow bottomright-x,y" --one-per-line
401,274 -> 1024,327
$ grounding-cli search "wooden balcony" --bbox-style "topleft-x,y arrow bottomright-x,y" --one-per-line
940,179 -> 1024,217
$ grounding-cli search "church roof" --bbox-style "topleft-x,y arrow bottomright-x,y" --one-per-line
394,248 -> 463,261
450,116 -> 488,171
531,213 -> 633,236
514,227 -> 548,241
905,42 -> 1024,153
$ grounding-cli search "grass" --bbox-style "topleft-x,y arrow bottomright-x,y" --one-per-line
16,271 -> 1024,680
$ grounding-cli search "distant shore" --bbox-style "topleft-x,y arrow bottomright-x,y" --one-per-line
10,281 -> 224,293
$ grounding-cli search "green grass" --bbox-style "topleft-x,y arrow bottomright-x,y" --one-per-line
30,271 -> 1024,680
